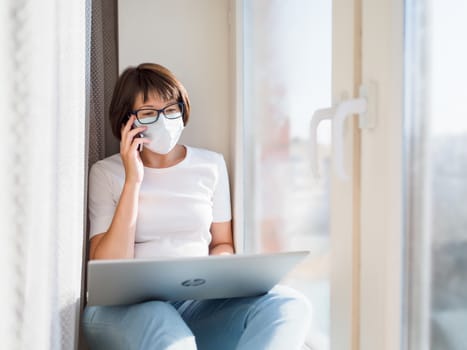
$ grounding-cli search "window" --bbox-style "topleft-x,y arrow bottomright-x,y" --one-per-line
405,0 -> 467,348
242,1 -> 332,348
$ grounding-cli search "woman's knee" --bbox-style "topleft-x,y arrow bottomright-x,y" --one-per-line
258,285 -> 313,325
83,301 -> 181,327
82,301 -> 196,350
82,306 -> 132,349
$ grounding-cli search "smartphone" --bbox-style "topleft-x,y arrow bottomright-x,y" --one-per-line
125,116 -> 144,152
135,131 -> 144,152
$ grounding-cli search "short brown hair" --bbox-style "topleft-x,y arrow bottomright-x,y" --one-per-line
108,63 -> 191,139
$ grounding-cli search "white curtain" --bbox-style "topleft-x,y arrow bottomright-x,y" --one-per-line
0,0 -> 87,349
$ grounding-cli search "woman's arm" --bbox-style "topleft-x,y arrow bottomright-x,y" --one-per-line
209,221 -> 234,255
89,181 -> 141,259
89,115 -> 148,260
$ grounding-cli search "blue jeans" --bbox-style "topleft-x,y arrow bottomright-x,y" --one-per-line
82,285 -> 312,350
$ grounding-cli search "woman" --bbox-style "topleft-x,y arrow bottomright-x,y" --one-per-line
82,63 -> 312,350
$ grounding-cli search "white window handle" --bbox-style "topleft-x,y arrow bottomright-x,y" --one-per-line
310,107 -> 335,179
310,83 -> 376,180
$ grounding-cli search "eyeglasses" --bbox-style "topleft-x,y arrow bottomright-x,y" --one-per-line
131,102 -> 184,124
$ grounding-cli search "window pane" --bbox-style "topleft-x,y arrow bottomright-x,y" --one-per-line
405,1 -> 467,349
242,1 -> 332,348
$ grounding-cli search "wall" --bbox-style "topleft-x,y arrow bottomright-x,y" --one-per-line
118,0 -> 233,167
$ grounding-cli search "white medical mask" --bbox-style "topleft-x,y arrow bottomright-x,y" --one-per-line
135,116 -> 184,154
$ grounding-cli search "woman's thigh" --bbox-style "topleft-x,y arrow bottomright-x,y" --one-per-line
82,301 -> 196,350
175,285 -> 312,350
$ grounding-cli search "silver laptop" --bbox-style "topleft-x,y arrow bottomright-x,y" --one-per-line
86,251 -> 309,306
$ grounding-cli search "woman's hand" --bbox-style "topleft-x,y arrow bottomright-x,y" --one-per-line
120,115 -> 149,184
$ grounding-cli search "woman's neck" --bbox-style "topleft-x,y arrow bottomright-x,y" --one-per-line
140,144 -> 186,168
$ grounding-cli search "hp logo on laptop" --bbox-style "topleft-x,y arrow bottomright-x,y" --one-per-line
181,278 -> 206,287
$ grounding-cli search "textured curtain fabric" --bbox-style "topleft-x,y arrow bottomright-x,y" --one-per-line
89,0 -> 119,166
78,1 -> 119,349
0,0 -> 87,349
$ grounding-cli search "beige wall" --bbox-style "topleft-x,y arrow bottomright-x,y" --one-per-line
118,0 -> 233,166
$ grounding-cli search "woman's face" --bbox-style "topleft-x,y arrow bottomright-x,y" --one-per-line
131,91 -> 185,155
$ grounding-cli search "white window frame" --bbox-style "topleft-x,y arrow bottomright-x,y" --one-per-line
359,0 -> 404,349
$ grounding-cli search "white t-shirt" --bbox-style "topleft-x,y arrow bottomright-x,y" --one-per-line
88,146 -> 232,259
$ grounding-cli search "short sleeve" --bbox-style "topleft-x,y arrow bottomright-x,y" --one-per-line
88,162 -> 117,239
212,154 -> 232,222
